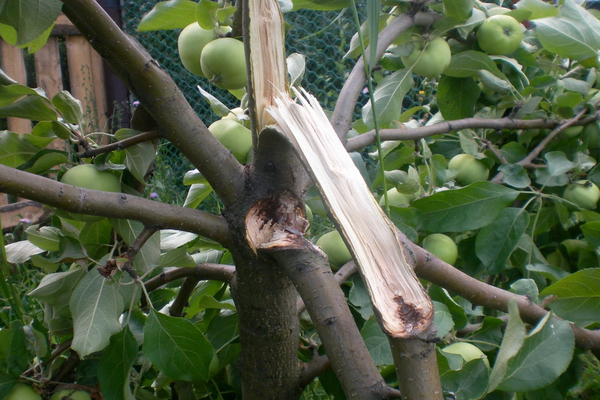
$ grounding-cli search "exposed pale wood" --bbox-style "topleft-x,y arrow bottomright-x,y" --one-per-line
66,35 -> 108,134
268,89 -> 434,338
0,40 -> 32,133
249,0 -> 287,131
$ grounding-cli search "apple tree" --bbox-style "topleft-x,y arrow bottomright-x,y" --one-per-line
2,0 -> 600,399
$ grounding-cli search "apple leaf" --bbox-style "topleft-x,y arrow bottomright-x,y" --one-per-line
115,129 -> 156,184
496,312 -> 574,392
183,183 -> 213,209
515,0 -> 559,20
442,0 -> 473,21
437,76 -> 480,120
476,208 -> 530,274
0,321 -> 29,377
70,268 -> 125,357
581,221 -> 600,248
25,225 -> 62,252
441,359 -> 489,400
0,0 -> 62,46
0,131 -> 39,168
411,181 -> 519,232
4,240 -> 45,264
444,50 -> 506,79
137,0 -> 197,31
361,315 -> 393,366
51,91 -> 83,125
143,309 -> 215,382
540,268 -> 600,326
535,0 -> 600,61
488,300 -> 527,393
534,151 -> 576,187
98,327 -> 138,400
433,301 -> 454,339
287,53 -> 306,88
110,219 -> 160,273
0,96 -> 57,121
499,164 -> 531,189
362,68 -> 414,129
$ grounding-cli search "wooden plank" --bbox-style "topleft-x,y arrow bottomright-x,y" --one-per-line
66,35 -> 108,136
35,36 -> 67,151
0,40 -> 32,133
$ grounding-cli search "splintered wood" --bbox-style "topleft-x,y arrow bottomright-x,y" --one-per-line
268,89 -> 433,338
249,0 -> 288,131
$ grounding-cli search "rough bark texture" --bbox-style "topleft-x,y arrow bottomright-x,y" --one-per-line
390,338 -> 443,400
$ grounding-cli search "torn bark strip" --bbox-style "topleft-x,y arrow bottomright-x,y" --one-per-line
268,88 -> 434,338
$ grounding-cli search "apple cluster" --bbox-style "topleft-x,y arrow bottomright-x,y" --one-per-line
178,23 -> 247,91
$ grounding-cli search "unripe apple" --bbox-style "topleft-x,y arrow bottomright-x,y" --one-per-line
59,164 -> 121,221
477,15 -> 523,55
201,38 -> 247,90
316,230 -> 352,269
178,23 -> 218,77
561,125 -> 583,139
563,180 -> 600,210
379,188 -> 412,207
401,36 -> 451,78
50,389 -> 92,400
448,154 -> 489,186
442,342 -> 490,369
422,233 -> 458,265
208,119 -> 253,163
7,383 -> 41,400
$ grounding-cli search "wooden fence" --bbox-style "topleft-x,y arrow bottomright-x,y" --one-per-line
0,14 -> 115,231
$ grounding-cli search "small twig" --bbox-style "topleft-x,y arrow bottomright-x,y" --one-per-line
78,130 -> 162,158
120,226 -> 159,280
23,339 -> 73,377
51,350 -> 80,382
299,355 -> 330,389
481,137 -> 508,164
144,264 -> 235,292
169,276 -> 200,317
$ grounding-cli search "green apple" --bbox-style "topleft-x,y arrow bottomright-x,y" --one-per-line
477,15 -> 523,55
61,164 -> 121,193
316,230 -> 352,269
208,119 -> 253,163
379,188 -> 412,207
7,383 -> 41,400
223,107 -> 251,128
422,233 -> 458,265
305,205 -> 313,224
448,154 -> 489,186
563,180 -> 600,210
50,389 -> 92,400
201,38 -> 247,90
401,36 -> 451,78
178,23 -> 218,77
59,164 -> 121,221
442,342 -> 490,369
561,125 -> 583,139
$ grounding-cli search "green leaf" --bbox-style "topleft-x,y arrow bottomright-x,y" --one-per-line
362,68 -> 414,128
411,182 -> 519,232
497,313 -> 574,392
25,225 -> 61,252
441,359 -> 489,400
0,96 -> 56,121
526,263 -> 569,282
137,0 -> 197,31
111,219 -> 160,273
196,0 -> 220,30
0,321 -> 29,377
444,50 -> 506,78
0,0 -> 62,46
28,268 -> 87,317
70,268 -> 125,357
429,285 -> 468,330
0,131 -> 40,167
143,309 -> 216,382
535,151 -> 576,187
0,83 -> 39,107
510,279 -> 539,304
388,206 -> 420,243
535,0 -> 600,61
499,164 -> 531,189
360,316 -> 393,366
115,129 -> 156,184
488,299 -> 527,392
4,240 -> 45,263
19,150 -> 68,174
437,76 -> 480,120
198,87 -> 231,118
515,0 -> 559,19
292,0 -> 352,11
581,221 -> 600,248
51,91 -> 83,125
540,268 -> 600,326
433,301 -> 454,339
183,183 -> 214,209
159,247 -> 196,268
476,208 -> 530,274
442,0 -> 473,21
287,53 -> 306,87
98,327 -> 138,400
